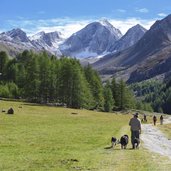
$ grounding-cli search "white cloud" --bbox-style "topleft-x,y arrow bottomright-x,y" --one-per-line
136,8 -> 149,13
158,13 -> 167,17
5,17 -> 155,38
35,22 -> 89,38
110,18 -> 155,34
33,18 -> 155,37
25,19 -> 92,38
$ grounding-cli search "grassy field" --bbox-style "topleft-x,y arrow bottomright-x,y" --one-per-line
0,100 -> 171,171
158,123 -> 171,140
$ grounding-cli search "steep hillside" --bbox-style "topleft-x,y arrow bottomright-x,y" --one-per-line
107,24 -> 147,53
60,19 -> 122,58
93,14 -> 171,83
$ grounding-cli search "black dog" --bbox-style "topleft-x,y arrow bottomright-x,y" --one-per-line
133,138 -> 140,149
120,135 -> 129,149
111,137 -> 117,148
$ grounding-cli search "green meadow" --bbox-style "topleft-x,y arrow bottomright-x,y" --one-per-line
0,100 -> 171,171
159,123 -> 171,140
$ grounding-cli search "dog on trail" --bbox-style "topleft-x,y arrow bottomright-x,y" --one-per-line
133,138 -> 140,149
111,137 -> 119,148
120,135 -> 129,149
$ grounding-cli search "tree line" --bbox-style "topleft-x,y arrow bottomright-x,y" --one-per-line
130,79 -> 171,114
0,50 -> 135,111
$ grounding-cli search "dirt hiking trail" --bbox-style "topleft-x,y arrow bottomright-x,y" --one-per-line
141,116 -> 171,159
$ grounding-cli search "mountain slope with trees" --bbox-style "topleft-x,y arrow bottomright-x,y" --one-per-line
130,78 -> 171,114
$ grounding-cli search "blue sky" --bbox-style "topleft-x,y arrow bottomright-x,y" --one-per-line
0,0 -> 171,37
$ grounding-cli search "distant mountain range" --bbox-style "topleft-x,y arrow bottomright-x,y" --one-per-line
93,14 -> 171,83
1,15 -> 171,83
0,28 -> 63,57
0,19 -> 146,61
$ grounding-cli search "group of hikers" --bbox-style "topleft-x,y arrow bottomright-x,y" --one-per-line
129,113 -> 164,149
141,114 -> 164,125
152,115 -> 164,125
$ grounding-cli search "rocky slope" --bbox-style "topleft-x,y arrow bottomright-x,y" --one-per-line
107,24 -> 147,52
30,31 -> 63,56
93,14 -> 171,83
60,19 -> 122,58
0,28 -> 63,57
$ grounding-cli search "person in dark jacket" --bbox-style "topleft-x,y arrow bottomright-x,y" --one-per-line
153,115 -> 157,126
160,115 -> 164,125
129,113 -> 141,149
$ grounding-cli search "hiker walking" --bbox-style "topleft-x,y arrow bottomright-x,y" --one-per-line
129,113 -> 141,149
160,115 -> 164,125
153,115 -> 157,126
143,114 -> 147,122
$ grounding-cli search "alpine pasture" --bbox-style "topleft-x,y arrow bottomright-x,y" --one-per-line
0,100 -> 171,171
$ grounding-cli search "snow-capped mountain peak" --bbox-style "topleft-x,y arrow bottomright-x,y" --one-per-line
0,21 -> 148,61
30,31 -> 63,56
0,28 -> 30,43
100,19 -> 122,38
60,20 -> 123,58
29,31 -> 46,40
100,19 -> 113,27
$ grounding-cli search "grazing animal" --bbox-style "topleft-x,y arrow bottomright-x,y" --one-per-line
133,138 -> 140,149
120,135 -> 129,149
111,137 -> 117,148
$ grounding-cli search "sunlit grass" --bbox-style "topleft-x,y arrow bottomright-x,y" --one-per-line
158,123 -> 171,139
0,100 -> 171,170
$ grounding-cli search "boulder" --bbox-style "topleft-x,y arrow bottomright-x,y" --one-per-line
7,108 -> 14,114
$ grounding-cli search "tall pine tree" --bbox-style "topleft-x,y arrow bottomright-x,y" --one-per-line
103,81 -> 114,112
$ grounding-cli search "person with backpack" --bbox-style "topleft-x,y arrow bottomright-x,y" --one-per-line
143,114 -> 147,122
153,115 -> 157,126
160,115 -> 164,125
129,113 -> 141,149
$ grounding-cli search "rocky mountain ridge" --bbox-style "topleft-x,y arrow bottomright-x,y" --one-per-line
0,20 -> 146,60
92,14 -> 171,83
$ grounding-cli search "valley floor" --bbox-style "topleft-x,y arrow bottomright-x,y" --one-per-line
0,100 -> 171,170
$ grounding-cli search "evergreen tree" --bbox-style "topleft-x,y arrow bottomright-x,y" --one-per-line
48,58 -> 57,102
16,64 -> 26,89
25,55 -> 40,102
4,59 -> 17,82
16,50 -> 34,67
0,50 -> 138,111
84,65 -> 104,109
110,78 -> 119,110
59,58 -> 92,108
103,81 -> 114,112
118,79 -> 135,110
39,52 -> 51,103
118,79 -> 126,110
0,51 -> 8,80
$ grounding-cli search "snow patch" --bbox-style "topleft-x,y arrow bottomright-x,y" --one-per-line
60,43 -> 72,50
72,48 -> 98,58
29,31 -> 45,40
